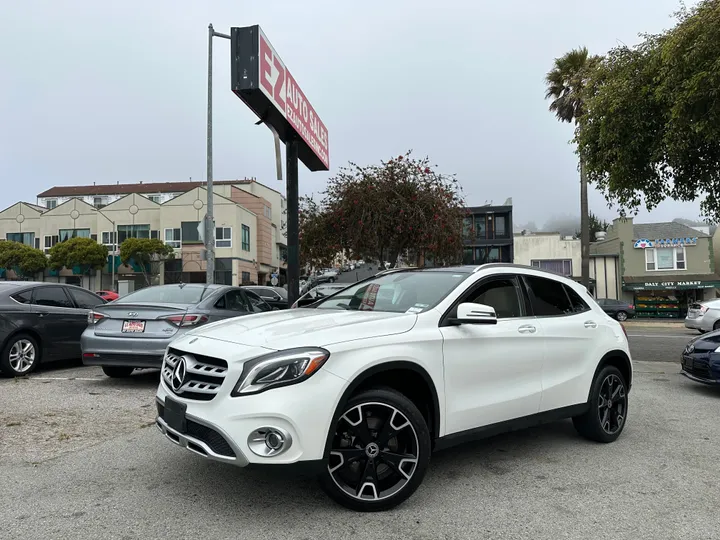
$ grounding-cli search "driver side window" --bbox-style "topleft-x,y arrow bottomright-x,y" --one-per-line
465,277 -> 523,319
217,290 -> 250,312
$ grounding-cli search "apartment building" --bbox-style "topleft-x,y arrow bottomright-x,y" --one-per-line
462,201 -> 514,264
0,179 -> 287,289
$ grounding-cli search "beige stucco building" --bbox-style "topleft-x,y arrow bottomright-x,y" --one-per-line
0,179 -> 287,290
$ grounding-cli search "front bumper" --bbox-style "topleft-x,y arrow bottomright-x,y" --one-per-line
680,352 -> 720,385
155,365 -> 348,467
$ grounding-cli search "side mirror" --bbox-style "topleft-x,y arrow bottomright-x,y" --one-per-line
450,303 -> 498,325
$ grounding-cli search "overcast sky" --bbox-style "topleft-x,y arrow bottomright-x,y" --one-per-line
0,0 -> 703,227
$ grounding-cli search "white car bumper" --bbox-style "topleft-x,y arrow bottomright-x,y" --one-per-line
685,315 -> 712,332
155,367 -> 347,467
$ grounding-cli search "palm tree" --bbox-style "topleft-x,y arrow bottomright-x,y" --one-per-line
545,47 -> 600,290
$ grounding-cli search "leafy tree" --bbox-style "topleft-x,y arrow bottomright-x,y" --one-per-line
545,47 -> 601,289
119,238 -> 174,286
576,0 -> 720,220
48,237 -> 108,277
300,151 -> 466,268
298,197 -> 339,269
0,241 -> 48,279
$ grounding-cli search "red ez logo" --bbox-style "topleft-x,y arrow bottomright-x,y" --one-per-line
259,35 -> 286,111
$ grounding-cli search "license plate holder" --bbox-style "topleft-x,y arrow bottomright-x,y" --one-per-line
164,397 -> 187,433
122,320 -> 146,333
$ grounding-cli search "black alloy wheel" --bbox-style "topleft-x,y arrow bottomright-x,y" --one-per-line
319,388 -> 431,512
573,365 -> 629,443
615,311 -> 628,322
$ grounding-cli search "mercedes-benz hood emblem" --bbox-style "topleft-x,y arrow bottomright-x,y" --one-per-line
172,357 -> 187,392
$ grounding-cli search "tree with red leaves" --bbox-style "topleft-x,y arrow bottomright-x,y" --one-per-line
300,151 -> 466,268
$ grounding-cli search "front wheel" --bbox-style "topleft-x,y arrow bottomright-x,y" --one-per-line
0,334 -> 41,377
573,365 -> 629,443
318,388 -> 431,512
615,311 -> 628,322
101,366 -> 134,378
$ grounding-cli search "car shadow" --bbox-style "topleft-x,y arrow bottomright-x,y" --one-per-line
34,357 -> 85,374
683,380 -> 720,398
87,369 -> 161,389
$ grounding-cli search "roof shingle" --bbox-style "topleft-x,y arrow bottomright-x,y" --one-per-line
37,179 -> 262,198
632,222 -> 709,240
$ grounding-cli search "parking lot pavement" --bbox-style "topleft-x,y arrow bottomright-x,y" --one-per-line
1,360 -> 718,540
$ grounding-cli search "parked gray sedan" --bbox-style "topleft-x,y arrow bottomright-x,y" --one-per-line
81,283 -> 272,378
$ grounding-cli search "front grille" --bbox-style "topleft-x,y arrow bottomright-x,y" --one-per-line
156,402 -> 235,457
161,348 -> 228,401
682,354 -> 713,379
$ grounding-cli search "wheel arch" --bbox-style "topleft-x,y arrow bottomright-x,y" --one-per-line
1,327 -> 43,357
592,350 -> 633,394
322,361 -> 441,458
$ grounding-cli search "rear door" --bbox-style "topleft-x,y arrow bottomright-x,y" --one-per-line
30,286 -> 79,359
521,275 -> 601,411
211,288 -> 253,319
245,290 -> 273,312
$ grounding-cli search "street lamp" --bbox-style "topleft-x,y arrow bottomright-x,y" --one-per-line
92,208 -> 116,291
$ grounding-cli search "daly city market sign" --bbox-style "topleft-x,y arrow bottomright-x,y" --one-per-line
623,280 -> 720,291
230,25 -> 329,171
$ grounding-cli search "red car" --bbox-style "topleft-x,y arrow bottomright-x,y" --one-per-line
96,290 -> 119,302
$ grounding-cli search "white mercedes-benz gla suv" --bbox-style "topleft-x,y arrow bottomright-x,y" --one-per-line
155,264 -> 632,511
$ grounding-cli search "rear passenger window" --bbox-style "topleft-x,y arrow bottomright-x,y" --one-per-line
524,276 -> 572,316
563,285 -> 590,313
32,287 -> 73,308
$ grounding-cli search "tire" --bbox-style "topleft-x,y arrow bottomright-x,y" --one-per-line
329,277 -> 335,283
318,388 -> 431,512
615,311 -> 628,322
0,333 -> 41,377
713,320 -> 720,331
573,365 -> 629,443
101,366 -> 135,378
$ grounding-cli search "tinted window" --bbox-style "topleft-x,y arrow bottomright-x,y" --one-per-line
245,290 -> 272,312
525,276 -> 573,316
466,278 -> 522,319
10,290 -> 32,304
563,285 -> 590,314
33,287 -> 73,308
254,287 -> 278,299
69,288 -> 104,309
218,290 -> 250,312
117,285 -> 213,305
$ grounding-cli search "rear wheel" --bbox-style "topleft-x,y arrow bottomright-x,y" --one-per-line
573,365 -> 628,443
0,334 -> 41,377
318,388 -> 431,512
101,366 -> 134,378
615,311 -> 628,322
713,320 -> 720,331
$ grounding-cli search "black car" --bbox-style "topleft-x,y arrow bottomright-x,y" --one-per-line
596,298 -> 636,322
242,286 -> 288,309
0,282 -> 106,376
680,331 -> 720,385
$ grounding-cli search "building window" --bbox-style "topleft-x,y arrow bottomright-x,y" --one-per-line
6,232 -> 35,246
117,224 -> 150,244
241,271 -> 251,284
148,195 -> 161,203
474,216 -> 486,239
531,259 -> 573,277
44,235 -> 59,253
463,247 -> 473,265
93,196 -> 106,208
58,229 -> 90,242
164,228 -> 181,248
46,199 -> 57,210
150,230 -> 159,240
263,205 -> 272,219
645,247 -> 686,271
180,221 -> 201,244
216,227 -> 232,248
495,215 -> 507,237
241,225 -> 250,251
101,231 -> 117,248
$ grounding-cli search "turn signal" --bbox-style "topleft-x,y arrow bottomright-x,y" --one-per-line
161,314 -> 209,327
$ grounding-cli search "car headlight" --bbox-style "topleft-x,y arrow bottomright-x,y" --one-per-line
231,347 -> 330,396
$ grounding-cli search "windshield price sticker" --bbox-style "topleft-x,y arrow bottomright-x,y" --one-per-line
359,284 -> 380,311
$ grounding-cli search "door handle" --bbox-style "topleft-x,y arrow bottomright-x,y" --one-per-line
584,321 -> 598,328
518,324 -> 537,334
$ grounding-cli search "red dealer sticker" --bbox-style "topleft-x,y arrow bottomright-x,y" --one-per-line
359,283 -> 380,311
258,30 -> 329,170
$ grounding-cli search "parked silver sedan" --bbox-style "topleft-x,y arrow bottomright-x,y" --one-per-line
685,298 -> 720,333
81,283 -> 272,377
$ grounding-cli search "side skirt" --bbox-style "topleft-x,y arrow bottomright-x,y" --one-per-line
433,403 -> 589,452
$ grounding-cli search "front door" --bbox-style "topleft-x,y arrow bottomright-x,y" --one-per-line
30,286 -> 80,360
440,275 -> 545,435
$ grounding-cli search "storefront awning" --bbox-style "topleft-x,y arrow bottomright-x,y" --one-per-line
622,274 -> 720,291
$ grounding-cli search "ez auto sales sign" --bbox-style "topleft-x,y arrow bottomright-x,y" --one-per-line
231,25 -> 330,171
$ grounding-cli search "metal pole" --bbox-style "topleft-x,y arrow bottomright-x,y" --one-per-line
111,221 -> 116,291
205,23 -> 215,284
286,139 -> 300,306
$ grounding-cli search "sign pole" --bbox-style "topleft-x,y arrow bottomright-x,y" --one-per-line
205,23 -> 216,284
286,139 -> 300,306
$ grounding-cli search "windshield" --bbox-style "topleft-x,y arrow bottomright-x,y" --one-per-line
314,271 -> 470,313
115,285 -> 214,305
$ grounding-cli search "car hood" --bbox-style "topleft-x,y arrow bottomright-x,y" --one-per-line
688,329 -> 720,352
179,308 -> 418,350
